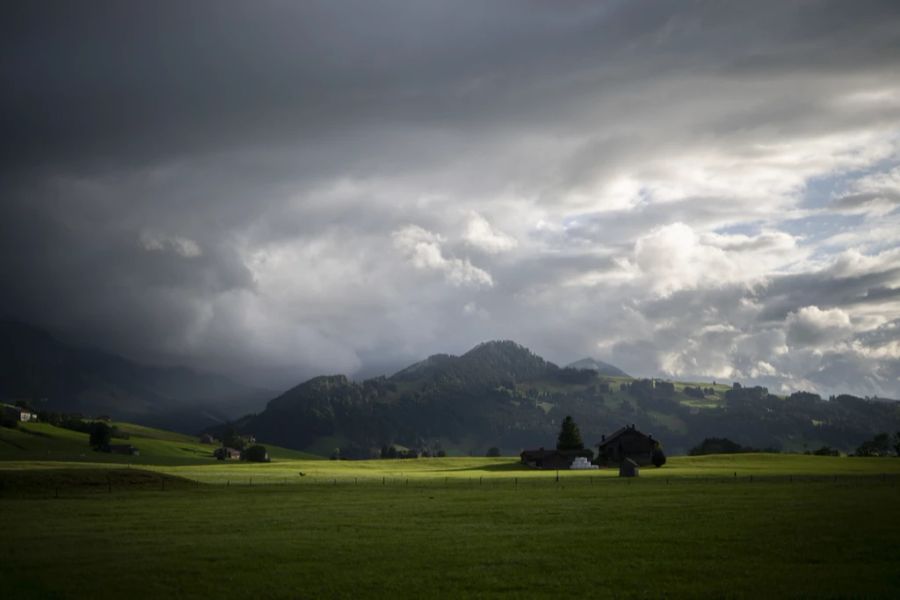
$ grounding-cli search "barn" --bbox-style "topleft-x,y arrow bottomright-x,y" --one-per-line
596,425 -> 659,467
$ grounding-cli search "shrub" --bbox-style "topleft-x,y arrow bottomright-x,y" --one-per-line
651,447 -> 667,467
242,445 -> 270,462
812,446 -> 840,456
689,437 -> 748,455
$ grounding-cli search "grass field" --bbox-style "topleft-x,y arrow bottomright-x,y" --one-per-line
2,472 -> 899,598
3,423 -> 900,598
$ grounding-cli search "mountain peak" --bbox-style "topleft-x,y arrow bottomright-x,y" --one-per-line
462,340 -> 536,359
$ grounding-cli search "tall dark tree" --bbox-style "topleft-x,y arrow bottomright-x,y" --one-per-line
222,425 -> 245,450
556,415 -> 584,451
89,421 -> 112,450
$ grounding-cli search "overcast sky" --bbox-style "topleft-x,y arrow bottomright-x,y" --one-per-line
2,1 -> 900,397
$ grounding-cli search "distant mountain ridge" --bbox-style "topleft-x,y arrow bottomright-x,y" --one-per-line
566,357 -> 630,378
0,321 -> 271,433
223,340 -> 900,458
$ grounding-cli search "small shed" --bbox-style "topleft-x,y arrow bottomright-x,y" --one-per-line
619,458 -> 639,478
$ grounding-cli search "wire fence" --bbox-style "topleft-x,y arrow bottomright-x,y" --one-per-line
1,468 -> 898,499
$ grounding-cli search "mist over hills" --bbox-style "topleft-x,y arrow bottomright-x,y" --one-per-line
565,358 -> 629,378
0,321 -> 270,433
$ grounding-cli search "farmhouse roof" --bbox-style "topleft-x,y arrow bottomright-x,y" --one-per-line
596,424 -> 654,448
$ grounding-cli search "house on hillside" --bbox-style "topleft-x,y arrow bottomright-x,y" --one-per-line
108,444 -> 140,456
520,448 -> 578,470
2,404 -> 34,423
213,447 -> 242,460
596,424 -> 658,467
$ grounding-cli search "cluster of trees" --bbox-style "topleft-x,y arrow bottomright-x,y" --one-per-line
689,437 -> 778,455
683,386 -> 716,399
854,432 -> 900,457
376,444 -> 446,459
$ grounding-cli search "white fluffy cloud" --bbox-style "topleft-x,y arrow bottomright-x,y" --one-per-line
464,212 -> 518,254
392,225 -> 493,287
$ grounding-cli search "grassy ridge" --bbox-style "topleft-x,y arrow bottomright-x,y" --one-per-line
1,477 -> 899,598
0,421 -> 321,465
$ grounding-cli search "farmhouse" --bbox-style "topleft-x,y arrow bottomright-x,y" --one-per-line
214,447 -> 242,460
596,424 -> 658,467
108,444 -> 140,456
520,448 -> 578,470
2,404 -> 34,422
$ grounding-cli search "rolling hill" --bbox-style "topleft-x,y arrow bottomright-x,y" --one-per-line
0,419 -> 318,465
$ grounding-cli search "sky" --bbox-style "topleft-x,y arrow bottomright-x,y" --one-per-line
2,1 -> 900,398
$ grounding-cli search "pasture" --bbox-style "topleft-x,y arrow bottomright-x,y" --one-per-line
2,448 -> 900,598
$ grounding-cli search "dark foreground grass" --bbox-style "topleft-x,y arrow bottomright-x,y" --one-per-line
2,476 -> 899,598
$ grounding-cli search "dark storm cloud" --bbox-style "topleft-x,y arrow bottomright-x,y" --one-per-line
2,0 -> 900,395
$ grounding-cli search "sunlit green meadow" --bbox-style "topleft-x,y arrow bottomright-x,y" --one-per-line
3,422 -> 900,598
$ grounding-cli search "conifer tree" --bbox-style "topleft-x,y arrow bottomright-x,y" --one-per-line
557,415 -> 584,451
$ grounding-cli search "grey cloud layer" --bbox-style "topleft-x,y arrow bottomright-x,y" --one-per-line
2,1 -> 900,396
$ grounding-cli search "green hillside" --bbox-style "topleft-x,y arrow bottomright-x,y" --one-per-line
222,341 -> 900,458
0,421 -> 321,465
